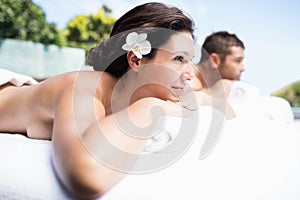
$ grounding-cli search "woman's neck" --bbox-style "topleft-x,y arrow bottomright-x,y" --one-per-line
109,71 -> 146,114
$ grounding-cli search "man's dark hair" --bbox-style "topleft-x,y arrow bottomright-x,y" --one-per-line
200,31 -> 244,63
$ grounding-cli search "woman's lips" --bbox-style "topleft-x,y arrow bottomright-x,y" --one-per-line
171,86 -> 184,96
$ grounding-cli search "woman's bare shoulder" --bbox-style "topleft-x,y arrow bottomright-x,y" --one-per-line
40,70 -> 116,107
43,70 -> 103,83
27,71 -> 105,110
39,70 -> 108,92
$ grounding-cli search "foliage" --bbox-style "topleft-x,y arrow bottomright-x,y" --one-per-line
0,0 -> 65,46
64,6 -> 116,52
272,80 -> 300,107
0,0 -> 115,51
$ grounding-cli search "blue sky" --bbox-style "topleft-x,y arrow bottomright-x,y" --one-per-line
32,0 -> 300,95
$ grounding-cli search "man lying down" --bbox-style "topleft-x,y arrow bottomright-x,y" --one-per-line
193,30 -> 294,124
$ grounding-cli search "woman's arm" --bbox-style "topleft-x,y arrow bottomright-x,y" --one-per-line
183,90 -> 235,119
51,83 -> 185,199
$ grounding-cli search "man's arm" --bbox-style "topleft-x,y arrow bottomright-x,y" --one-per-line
198,79 -> 236,119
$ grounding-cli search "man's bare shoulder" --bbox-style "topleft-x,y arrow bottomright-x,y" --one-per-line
200,79 -> 236,98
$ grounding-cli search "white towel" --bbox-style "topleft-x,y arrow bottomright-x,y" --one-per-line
227,81 -> 260,103
0,68 -> 38,87
227,81 -> 294,123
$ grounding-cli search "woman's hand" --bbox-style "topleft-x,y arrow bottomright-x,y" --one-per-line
135,97 -> 193,118
179,91 -> 208,111
179,90 -> 236,119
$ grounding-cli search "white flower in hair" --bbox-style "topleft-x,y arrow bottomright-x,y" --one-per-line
122,32 -> 151,59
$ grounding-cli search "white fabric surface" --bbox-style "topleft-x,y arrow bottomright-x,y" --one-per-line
228,81 -> 294,123
101,117 -> 300,200
0,68 -> 38,86
0,134 -> 73,200
0,109 -> 300,200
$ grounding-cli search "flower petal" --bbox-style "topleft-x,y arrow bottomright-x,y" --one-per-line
137,33 -> 147,43
122,44 -> 132,51
126,32 -> 138,45
139,40 -> 151,55
122,32 -> 151,58
133,51 -> 143,59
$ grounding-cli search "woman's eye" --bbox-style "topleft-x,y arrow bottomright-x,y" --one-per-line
174,56 -> 185,62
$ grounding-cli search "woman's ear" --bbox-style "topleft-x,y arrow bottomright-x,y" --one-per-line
127,51 -> 141,72
209,53 -> 221,69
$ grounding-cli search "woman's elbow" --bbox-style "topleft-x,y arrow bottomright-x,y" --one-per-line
63,165 -> 107,199
56,157 -> 118,200
66,177 -> 105,200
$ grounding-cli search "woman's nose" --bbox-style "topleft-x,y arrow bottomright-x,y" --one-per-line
182,73 -> 192,80
181,63 -> 194,81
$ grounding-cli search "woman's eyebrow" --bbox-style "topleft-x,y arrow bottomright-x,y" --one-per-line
172,50 -> 193,58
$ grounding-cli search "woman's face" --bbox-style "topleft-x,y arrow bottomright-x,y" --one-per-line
137,31 -> 195,102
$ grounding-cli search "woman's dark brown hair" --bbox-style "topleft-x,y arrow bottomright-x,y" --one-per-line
87,2 -> 195,78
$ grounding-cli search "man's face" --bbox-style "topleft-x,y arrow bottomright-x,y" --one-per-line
218,46 -> 245,80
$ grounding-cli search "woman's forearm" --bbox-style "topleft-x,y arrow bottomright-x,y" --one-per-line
59,97 -> 178,198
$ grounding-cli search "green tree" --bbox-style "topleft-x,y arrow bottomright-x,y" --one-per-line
0,0 -> 65,46
272,81 -> 300,107
64,6 -> 116,51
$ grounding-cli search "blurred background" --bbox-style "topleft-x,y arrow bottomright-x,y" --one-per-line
0,0 -> 299,116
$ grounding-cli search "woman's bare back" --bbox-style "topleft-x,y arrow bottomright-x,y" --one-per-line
0,71 -> 107,140
0,76 -> 62,139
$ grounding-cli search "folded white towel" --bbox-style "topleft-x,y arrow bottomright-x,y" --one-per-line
0,68 -> 38,87
228,81 -> 294,123
227,81 -> 260,103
